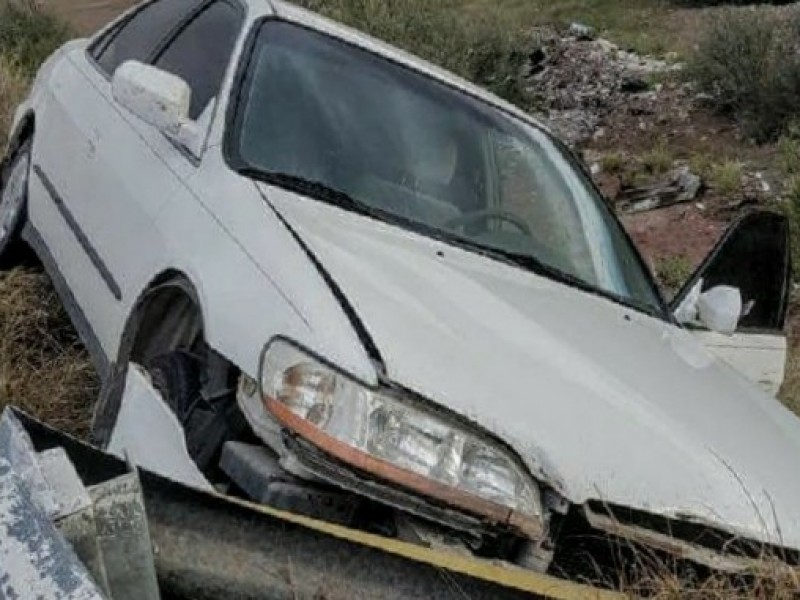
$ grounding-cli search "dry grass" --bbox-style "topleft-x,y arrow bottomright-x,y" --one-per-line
0,269 -> 98,437
0,58 -> 26,148
623,562 -> 800,599
0,4 -> 93,436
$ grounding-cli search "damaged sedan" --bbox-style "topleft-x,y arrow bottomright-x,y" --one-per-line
1,0 -> 798,576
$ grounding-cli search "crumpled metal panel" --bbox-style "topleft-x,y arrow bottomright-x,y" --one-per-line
89,472 -> 160,600
0,408 -> 105,600
0,407 -> 59,516
0,408 -> 161,600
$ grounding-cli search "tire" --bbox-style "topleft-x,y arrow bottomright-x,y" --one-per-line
146,351 -> 230,473
0,139 -> 31,265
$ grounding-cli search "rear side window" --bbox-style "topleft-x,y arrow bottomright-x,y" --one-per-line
153,0 -> 242,119
93,0 -> 203,76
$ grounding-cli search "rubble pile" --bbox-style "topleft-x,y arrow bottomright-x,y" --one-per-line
523,24 -> 684,145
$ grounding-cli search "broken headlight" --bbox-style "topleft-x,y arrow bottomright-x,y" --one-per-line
255,339 -> 544,538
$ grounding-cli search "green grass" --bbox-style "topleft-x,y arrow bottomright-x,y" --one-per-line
297,0 -> 533,107
779,129 -> 800,176
641,139 -> 674,175
458,0 -> 681,56
710,160 -> 743,196
655,254 -> 693,298
600,151 -> 625,173
0,1 -> 72,77
297,0 -> 688,110
689,151 -> 715,180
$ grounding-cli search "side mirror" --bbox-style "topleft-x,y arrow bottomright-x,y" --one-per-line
674,282 -> 742,335
112,61 -> 199,149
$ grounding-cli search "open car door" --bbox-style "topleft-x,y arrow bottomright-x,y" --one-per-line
670,211 -> 792,396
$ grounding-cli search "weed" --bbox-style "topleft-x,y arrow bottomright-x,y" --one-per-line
689,152 -> 715,180
655,254 -> 692,298
641,139 -> 673,175
779,137 -> 800,177
600,152 -> 625,174
710,160 -> 743,196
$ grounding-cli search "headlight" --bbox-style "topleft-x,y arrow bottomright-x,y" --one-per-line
254,339 -> 544,538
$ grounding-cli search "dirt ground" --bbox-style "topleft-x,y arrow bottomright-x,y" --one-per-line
39,0 -> 134,34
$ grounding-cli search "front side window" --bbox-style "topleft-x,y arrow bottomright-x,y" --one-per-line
153,0 -> 243,119
231,21 -> 664,317
92,0 -> 202,75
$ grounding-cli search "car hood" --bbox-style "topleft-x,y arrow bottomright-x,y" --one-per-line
264,186 -> 800,550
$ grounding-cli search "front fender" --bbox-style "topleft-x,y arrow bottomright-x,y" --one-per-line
6,40 -> 87,151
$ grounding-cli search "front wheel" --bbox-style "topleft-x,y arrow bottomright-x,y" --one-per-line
146,351 -> 235,474
0,139 -> 31,264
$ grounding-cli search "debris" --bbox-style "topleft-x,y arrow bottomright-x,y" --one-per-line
618,166 -> 702,213
755,172 -> 771,194
524,27 -> 684,145
568,22 -> 596,41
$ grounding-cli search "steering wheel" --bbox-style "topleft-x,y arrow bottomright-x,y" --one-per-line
444,209 -> 532,236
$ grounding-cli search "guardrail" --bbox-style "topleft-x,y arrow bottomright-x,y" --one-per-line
1,407 -> 622,600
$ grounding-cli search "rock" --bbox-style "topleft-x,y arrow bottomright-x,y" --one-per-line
675,166 -> 702,201
755,172 -> 770,194
569,22 -> 596,41
617,166 -> 702,214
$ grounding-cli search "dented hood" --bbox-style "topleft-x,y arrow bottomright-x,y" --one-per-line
265,187 -> 800,551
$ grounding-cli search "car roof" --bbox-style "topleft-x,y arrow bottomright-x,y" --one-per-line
255,0 -> 551,135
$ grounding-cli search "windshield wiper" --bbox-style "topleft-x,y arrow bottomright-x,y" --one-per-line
446,239 -> 665,319
240,169 -> 381,218
499,248 -> 665,319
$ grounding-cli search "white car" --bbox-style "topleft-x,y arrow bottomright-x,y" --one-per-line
2,0 -> 798,574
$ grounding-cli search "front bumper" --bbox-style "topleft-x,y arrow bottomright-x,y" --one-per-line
584,501 -> 800,573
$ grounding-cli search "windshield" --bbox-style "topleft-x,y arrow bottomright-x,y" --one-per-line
231,21 -> 664,317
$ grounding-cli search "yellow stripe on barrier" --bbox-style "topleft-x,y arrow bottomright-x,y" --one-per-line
220,492 -> 624,600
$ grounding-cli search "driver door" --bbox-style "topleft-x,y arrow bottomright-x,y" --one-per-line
671,211 -> 791,395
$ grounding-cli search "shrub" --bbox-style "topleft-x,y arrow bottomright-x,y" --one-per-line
688,8 -> 800,141
295,0 -> 532,108
0,1 -> 72,78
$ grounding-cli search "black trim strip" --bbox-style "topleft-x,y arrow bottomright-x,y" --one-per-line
32,165 -> 122,301
21,222 -> 111,380
256,186 -> 385,373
